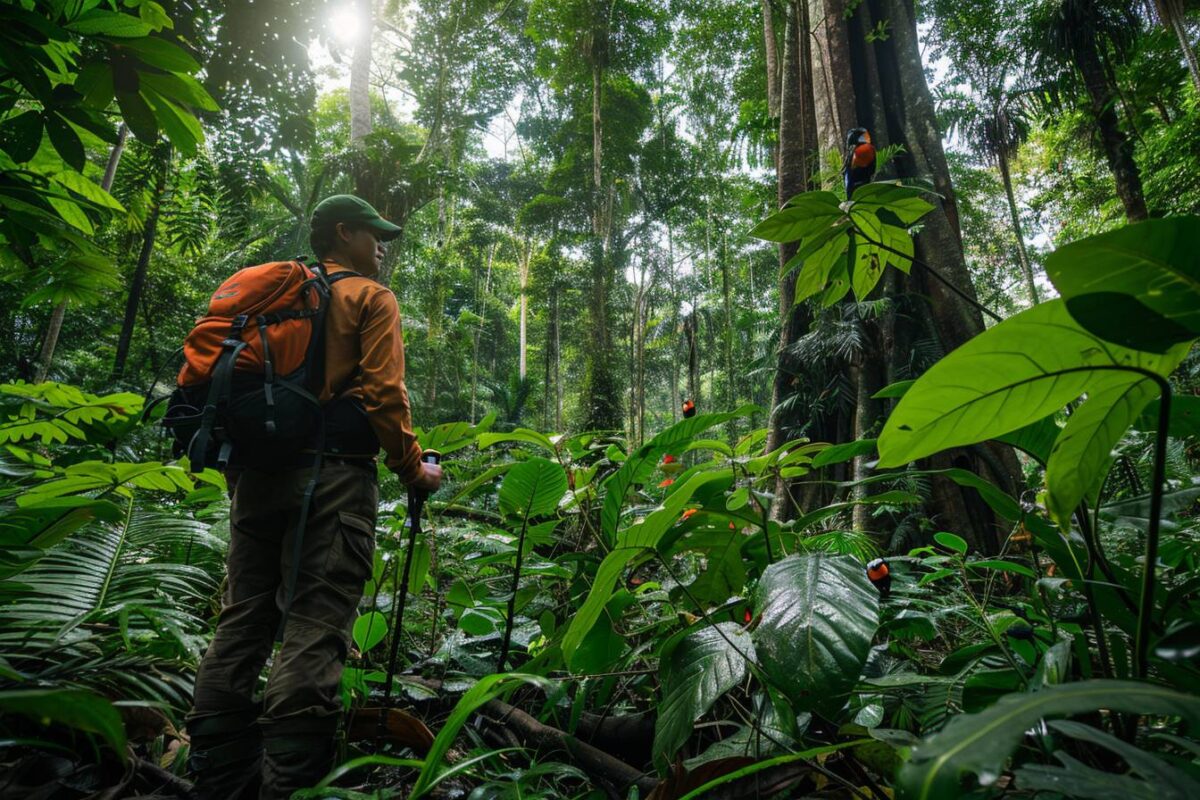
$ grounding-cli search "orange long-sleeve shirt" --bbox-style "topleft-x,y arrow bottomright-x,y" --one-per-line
319,263 -> 422,483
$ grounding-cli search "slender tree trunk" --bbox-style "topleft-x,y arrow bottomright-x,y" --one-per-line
518,240 -> 529,382
37,124 -> 129,383
1156,0 -> 1200,95
762,0 -> 781,118
1071,23 -> 1148,221
997,149 -> 1039,303
111,145 -> 168,383
584,45 -> 621,431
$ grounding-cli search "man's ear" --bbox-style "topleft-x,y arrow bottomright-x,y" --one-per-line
335,222 -> 353,245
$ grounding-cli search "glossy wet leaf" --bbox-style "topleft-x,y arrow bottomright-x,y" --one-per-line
652,622 -> 755,768
752,553 -> 879,714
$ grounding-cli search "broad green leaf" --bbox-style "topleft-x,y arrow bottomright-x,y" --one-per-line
873,379 -> 915,399
934,531 -> 967,554
0,688 -> 127,760
1046,216 -> 1200,343
442,463 -> 511,510
1134,395 -> 1200,440
51,170 -> 125,212
995,415 -> 1060,465
0,110 -> 44,162
790,230 -> 850,304
652,623 -> 755,768
812,438 -> 876,468
476,428 -> 556,452
1064,293 -> 1195,353
850,182 -> 937,225
137,71 -> 219,112
44,113 -> 84,172
564,469 -> 733,667
66,9 -> 153,37
752,553 -> 879,714
750,193 -> 844,242
108,36 -> 201,72
898,680 -> 1200,800
141,88 -> 201,155
878,300 -> 1180,468
353,611 -> 388,653
599,405 -> 756,546
498,457 -> 567,519
967,559 -> 1037,579
1045,357 -> 1184,529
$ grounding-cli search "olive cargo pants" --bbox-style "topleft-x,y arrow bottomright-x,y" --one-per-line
187,462 -> 378,800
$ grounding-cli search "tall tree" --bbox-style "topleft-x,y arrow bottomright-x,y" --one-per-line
112,145 -> 171,384
796,0 -> 1023,549
1031,0 -> 1149,221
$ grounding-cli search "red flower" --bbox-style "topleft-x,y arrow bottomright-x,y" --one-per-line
658,478 -> 675,488
680,508 -> 698,522
662,454 -> 676,465
743,608 -> 753,624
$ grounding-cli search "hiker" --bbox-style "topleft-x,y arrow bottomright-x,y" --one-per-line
184,195 -> 443,800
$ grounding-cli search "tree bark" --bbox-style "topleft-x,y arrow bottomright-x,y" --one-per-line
762,0 -> 781,119
997,148 -> 1039,303
1070,13 -> 1148,222
111,145 -> 169,383
1155,0 -> 1200,95
36,123 -> 129,383
767,0 -> 819,518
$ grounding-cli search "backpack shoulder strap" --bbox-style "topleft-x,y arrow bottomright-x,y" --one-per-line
326,269 -> 363,286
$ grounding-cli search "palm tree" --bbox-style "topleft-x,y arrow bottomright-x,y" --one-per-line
1149,0 -> 1200,95
939,76 -> 1040,303
1028,0 -> 1149,221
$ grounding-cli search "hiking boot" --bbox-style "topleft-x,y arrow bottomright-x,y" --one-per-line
187,708 -> 263,800
259,716 -> 339,800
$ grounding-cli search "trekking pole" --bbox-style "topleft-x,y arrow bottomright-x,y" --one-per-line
380,450 -> 440,715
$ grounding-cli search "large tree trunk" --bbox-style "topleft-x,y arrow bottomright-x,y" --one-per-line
111,145 -> 169,383
767,0 -> 820,518
797,0 -> 1022,551
1070,14 -> 1148,222
1155,0 -> 1200,95
762,0 -> 782,119
36,124 -> 129,383
996,149 -> 1039,303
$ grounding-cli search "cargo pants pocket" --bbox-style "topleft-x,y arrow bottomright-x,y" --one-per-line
327,510 -> 375,588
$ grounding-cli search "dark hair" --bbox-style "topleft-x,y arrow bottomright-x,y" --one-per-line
309,221 -> 362,259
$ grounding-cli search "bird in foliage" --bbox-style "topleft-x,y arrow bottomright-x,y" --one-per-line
682,399 -> 696,418
843,127 -> 876,200
866,557 -> 891,598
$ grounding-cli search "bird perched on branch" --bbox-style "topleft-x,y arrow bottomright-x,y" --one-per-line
843,127 -> 876,200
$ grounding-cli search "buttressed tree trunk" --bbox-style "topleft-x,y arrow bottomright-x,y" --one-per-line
350,0 -> 374,147
803,0 -> 1022,552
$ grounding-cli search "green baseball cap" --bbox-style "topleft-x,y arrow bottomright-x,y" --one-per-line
310,194 -> 403,241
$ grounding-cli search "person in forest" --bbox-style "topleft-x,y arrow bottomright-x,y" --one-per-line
185,195 -> 443,800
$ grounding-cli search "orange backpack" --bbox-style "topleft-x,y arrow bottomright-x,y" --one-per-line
164,260 -> 358,470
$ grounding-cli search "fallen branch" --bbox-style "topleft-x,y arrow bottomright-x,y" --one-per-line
481,697 -> 658,797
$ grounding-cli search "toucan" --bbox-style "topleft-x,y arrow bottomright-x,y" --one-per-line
866,557 -> 891,598
843,127 -> 876,200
